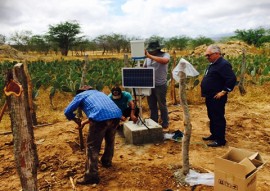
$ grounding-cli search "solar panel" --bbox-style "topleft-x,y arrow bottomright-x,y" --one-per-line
122,67 -> 155,88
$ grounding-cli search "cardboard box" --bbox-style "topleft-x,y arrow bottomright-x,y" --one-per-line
214,147 -> 264,191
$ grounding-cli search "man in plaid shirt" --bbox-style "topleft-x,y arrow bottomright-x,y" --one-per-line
64,85 -> 122,185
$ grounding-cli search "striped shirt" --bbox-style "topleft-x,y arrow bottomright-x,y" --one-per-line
64,90 -> 122,121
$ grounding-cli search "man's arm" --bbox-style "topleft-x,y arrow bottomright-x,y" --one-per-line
145,51 -> 169,64
128,100 -> 138,123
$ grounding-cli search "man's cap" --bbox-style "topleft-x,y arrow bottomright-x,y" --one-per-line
76,85 -> 93,94
146,40 -> 164,52
111,86 -> 122,99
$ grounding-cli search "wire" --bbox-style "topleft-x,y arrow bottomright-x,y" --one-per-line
132,88 -> 150,130
131,59 -> 136,67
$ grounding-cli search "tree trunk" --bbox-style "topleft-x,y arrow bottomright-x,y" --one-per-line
179,69 -> 192,175
24,60 -> 38,126
61,48 -> 68,56
170,51 -> 177,105
5,63 -> 38,191
238,48 -> 247,95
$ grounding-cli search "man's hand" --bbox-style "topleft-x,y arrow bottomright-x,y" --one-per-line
214,91 -> 227,99
121,116 -> 127,121
81,119 -> 90,129
73,118 -> 82,129
130,115 -> 138,123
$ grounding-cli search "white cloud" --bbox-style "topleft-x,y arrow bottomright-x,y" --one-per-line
0,0 -> 269,39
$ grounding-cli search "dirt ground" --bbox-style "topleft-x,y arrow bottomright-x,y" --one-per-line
0,83 -> 269,191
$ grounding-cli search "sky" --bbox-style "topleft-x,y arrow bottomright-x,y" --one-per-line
1,0 -> 270,40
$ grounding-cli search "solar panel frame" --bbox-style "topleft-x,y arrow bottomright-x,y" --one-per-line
122,67 -> 155,88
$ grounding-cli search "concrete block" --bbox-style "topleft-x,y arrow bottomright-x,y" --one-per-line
123,118 -> 163,145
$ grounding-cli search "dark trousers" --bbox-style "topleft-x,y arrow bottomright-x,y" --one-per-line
147,84 -> 169,128
84,118 -> 120,179
205,96 -> 227,144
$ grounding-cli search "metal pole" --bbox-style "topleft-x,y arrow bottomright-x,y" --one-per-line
136,60 -> 144,125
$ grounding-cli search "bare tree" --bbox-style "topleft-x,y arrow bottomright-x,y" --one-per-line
10,30 -> 32,52
0,34 -> 6,45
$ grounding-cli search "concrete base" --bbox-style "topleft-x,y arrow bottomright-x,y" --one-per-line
123,118 -> 163,145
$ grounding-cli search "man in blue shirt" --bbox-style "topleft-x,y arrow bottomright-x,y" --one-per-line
201,45 -> 236,147
64,85 -> 122,185
108,85 -> 139,123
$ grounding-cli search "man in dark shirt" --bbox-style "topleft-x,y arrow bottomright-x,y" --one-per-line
201,45 -> 236,147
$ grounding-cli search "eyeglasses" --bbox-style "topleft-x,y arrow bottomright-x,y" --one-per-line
205,53 -> 215,58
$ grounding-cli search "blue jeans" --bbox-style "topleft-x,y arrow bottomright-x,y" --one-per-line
147,84 -> 169,128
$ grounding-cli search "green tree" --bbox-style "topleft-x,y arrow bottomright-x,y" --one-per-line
146,35 -> 165,45
234,27 -> 270,47
94,35 -> 111,55
87,40 -> 98,53
28,35 -> 50,54
47,21 -> 81,56
71,38 -> 91,56
189,36 -> 214,49
110,33 -> 129,53
166,36 -> 191,51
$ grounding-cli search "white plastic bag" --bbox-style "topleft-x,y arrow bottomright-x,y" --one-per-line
185,169 -> 214,186
172,58 -> 199,82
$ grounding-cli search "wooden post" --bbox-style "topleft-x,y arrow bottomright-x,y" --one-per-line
170,51 -> 177,105
238,48 -> 247,95
0,101 -> 8,122
5,63 -> 38,191
124,54 -> 129,67
24,60 -> 38,125
76,55 -> 89,150
179,62 -> 192,176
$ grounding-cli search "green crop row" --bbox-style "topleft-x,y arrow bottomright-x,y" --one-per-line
0,55 -> 269,103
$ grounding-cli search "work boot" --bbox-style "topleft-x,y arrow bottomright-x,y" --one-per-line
202,135 -> 216,141
76,176 -> 100,185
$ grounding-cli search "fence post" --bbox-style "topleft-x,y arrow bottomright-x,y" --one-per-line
124,54 -> 129,67
238,48 -> 247,95
179,62 -> 192,176
5,63 -> 38,191
24,60 -> 38,125
76,55 -> 89,150
170,50 -> 177,105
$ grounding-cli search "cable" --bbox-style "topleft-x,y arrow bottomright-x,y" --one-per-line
132,88 -> 150,130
